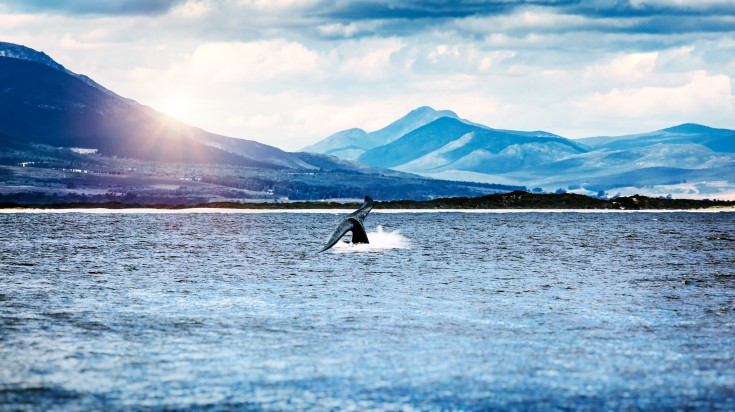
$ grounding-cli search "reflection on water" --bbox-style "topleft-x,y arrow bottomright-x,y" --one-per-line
1,211 -> 734,410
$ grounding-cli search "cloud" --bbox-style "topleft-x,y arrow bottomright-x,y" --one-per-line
169,1 -> 210,19
2,0 -> 735,150
631,0 -> 735,9
187,40 -> 321,83
316,21 -> 385,38
584,52 -> 659,83
1,0 -> 186,15
323,0 -> 495,21
337,38 -> 405,81
458,8 -> 591,35
576,71 -> 735,125
0,12 -> 40,30
321,0 -> 590,22
238,0 -> 319,10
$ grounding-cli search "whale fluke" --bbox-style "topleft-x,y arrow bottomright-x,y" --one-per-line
319,196 -> 374,253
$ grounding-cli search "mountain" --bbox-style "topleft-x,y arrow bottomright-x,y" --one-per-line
0,42 -> 517,203
1,41 -> 74,76
305,107 -> 735,199
301,106 -> 460,160
0,41 -> 122,99
302,128 -> 369,161
5,41 -> 733,202
0,45 -> 325,169
357,116 -> 583,170
0,41 -> 430,171
576,123 -> 735,153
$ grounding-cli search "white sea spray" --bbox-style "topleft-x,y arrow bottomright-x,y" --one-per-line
331,225 -> 410,252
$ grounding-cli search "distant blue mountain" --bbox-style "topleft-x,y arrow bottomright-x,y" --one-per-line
357,117 -> 583,169
576,123 -> 735,153
305,108 -> 735,199
302,128 -> 369,160
301,106 -> 459,160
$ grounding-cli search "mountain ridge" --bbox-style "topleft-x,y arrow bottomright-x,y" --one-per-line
0,41 -> 123,99
301,106 -> 460,160
304,107 -> 735,199
576,123 -> 735,153
0,56 -> 283,168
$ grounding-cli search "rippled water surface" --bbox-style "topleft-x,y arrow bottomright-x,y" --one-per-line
1,211 -> 734,410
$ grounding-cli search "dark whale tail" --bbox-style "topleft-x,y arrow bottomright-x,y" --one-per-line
319,196 -> 374,253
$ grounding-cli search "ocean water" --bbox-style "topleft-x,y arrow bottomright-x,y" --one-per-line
1,210 -> 734,411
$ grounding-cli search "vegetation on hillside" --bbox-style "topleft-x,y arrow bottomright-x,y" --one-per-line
2,191 -> 732,210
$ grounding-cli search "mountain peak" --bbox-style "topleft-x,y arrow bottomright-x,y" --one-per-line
662,123 -> 715,134
1,41 -> 122,99
406,105 -> 458,119
370,106 -> 459,141
0,41 -> 67,72
301,106 -> 460,156
408,106 -> 439,115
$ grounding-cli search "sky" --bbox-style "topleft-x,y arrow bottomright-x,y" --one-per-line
1,0 -> 735,151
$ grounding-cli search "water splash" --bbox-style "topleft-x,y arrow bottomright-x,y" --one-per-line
331,225 -> 410,252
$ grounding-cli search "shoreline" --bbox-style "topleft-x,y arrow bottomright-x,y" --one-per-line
2,191 -> 734,212
2,207 -> 734,214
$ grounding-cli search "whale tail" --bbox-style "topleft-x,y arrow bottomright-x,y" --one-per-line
318,196 -> 374,253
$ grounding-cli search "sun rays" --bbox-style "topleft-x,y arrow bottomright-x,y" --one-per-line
162,96 -> 192,122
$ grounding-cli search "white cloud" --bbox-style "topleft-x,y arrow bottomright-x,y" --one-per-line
458,8 -> 590,34
337,38 -> 404,81
0,12 -> 39,30
170,0 -> 210,19
188,40 -> 321,82
2,1 -> 735,151
584,52 -> 659,82
428,44 -> 460,63
242,113 -> 282,129
237,0 -> 318,10
576,70 -> 735,122
631,0 -> 735,8
317,22 -> 360,38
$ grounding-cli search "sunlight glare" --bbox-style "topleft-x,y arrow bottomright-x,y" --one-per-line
163,97 -> 191,121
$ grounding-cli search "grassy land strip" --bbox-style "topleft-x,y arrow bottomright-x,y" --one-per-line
2,191 -> 734,210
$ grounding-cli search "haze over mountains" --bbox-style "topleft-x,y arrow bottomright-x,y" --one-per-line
304,108 -> 735,199
0,42 -> 510,203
